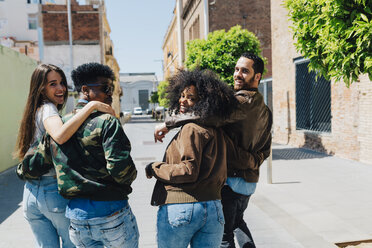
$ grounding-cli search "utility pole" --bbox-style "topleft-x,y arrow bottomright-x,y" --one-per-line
154,59 -> 164,81
67,0 -> 74,82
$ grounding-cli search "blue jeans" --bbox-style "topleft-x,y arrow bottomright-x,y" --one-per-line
157,200 -> 225,248
23,176 -> 74,248
68,204 -> 139,248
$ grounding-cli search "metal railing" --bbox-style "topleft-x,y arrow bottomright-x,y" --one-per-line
295,59 -> 331,133
259,78 -> 274,183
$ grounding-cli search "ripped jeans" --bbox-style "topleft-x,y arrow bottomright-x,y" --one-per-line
157,200 -> 225,248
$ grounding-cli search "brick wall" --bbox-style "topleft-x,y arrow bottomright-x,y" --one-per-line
42,5 -> 100,44
357,75 -> 372,164
209,0 -> 272,78
271,0 -> 372,164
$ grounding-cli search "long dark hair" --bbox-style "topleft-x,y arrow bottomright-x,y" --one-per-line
167,69 -> 237,121
14,64 -> 68,160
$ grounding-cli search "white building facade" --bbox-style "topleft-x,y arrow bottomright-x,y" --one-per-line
120,73 -> 158,113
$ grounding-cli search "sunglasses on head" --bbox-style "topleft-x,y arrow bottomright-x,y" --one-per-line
86,83 -> 114,94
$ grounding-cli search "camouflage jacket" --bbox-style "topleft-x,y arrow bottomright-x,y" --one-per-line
50,102 -> 137,201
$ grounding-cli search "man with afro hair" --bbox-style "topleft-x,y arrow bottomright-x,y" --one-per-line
51,62 -> 139,248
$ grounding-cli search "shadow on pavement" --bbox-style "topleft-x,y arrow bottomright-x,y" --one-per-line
0,166 -> 24,224
272,147 -> 330,160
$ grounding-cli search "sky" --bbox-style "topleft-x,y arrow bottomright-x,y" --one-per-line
104,0 -> 176,81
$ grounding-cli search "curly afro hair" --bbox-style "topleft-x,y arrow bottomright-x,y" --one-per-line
167,69 -> 237,121
71,62 -> 115,92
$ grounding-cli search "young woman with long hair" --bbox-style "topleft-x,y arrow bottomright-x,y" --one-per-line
14,63 -> 115,248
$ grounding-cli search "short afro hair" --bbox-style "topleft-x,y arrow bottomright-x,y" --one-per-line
167,69 -> 237,121
71,62 -> 115,92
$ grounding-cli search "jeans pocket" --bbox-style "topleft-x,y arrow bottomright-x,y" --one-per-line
166,203 -> 194,228
69,224 -> 83,247
214,201 -> 225,225
101,219 -> 127,247
44,187 -> 68,213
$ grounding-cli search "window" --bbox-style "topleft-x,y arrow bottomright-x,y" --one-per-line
188,16 -> 200,40
138,90 -> 149,110
0,19 -> 7,29
28,15 -> 37,29
295,59 -> 331,132
27,0 -> 42,4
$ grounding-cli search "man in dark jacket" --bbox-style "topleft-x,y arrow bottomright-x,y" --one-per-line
51,63 -> 139,248
155,53 -> 272,248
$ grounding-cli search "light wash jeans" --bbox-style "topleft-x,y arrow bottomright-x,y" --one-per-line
23,176 -> 74,248
68,204 -> 139,248
157,200 -> 225,248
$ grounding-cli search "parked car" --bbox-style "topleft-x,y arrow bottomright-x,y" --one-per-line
133,107 -> 143,115
123,109 -> 132,116
146,108 -> 153,115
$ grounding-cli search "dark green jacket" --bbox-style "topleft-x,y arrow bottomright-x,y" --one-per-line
51,102 -> 137,201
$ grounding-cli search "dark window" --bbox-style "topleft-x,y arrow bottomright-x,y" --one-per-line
28,15 -> 37,30
295,59 -> 331,132
138,90 -> 149,110
27,0 -> 41,3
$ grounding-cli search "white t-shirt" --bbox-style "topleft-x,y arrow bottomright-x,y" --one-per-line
33,102 -> 59,176
33,102 -> 59,144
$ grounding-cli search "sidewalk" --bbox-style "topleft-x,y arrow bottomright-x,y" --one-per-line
0,117 -> 372,247
250,144 -> 372,248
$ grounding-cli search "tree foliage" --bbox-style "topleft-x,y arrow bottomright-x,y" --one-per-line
149,91 -> 159,104
157,81 -> 170,107
285,0 -> 372,86
185,25 -> 263,86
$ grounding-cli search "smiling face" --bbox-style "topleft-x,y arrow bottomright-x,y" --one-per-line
83,77 -> 114,105
43,70 -> 67,106
179,85 -> 199,114
233,57 -> 261,91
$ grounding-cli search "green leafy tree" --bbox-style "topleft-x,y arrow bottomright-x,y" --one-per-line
185,25 -> 263,86
149,91 -> 159,104
157,81 -> 169,107
285,0 -> 372,86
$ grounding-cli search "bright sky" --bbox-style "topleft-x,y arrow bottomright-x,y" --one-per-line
105,0 -> 176,80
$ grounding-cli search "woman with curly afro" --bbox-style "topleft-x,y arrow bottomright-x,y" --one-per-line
145,68 -> 237,248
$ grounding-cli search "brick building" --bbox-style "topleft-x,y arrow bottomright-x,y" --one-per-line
162,0 -> 271,80
40,0 -> 122,115
271,0 -> 372,164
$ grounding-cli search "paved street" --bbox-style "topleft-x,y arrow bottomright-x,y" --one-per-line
1,115 -> 372,247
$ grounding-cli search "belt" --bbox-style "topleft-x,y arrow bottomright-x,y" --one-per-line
107,206 -> 126,217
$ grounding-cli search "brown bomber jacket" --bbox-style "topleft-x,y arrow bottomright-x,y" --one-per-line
149,123 -> 227,206
165,89 -> 273,183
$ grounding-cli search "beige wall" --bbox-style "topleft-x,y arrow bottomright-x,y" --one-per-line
163,14 -> 180,80
271,0 -> 372,164
0,45 -> 38,173
183,0 -> 205,45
